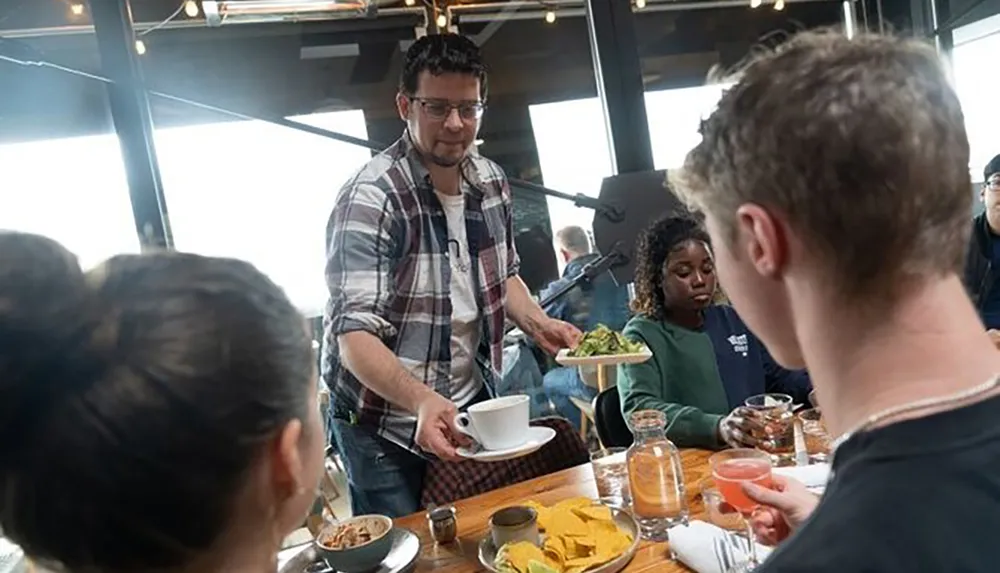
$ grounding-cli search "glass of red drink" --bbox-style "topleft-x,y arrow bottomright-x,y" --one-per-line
710,448 -> 773,568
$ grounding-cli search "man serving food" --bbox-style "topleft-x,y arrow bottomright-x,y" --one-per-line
323,34 -> 580,518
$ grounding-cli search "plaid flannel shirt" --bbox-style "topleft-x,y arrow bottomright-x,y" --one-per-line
322,134 -> 520,455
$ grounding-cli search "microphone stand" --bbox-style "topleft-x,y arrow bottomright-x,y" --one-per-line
536,246 -> 624,310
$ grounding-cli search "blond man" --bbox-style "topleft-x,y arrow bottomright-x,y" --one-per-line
673,31 -> 1000,570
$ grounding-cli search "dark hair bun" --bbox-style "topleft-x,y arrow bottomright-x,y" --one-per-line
0,232 -> 94,465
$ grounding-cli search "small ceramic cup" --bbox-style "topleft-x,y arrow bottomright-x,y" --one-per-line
489,506 -> 540,548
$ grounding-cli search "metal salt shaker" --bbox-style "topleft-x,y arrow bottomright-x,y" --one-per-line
427,505 -> 458,544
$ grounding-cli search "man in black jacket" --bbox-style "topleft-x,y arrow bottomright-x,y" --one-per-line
964,154 -> 1000,330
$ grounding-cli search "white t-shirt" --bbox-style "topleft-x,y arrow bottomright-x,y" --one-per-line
435,189 -> 484,406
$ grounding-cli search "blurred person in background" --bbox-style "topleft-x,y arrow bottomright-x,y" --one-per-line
964,154 -> 1000,342
323,34 -> 580,518
538,225 -> 631,429
617,215 -> 810,449
0,232 -> 324,573
674,31 -> 1000,571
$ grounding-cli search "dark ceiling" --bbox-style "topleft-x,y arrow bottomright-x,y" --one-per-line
1,0 -> 920,180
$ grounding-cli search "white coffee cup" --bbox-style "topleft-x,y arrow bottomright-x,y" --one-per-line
454,395 -> 530,451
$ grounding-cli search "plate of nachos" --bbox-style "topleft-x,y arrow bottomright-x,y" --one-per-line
478,498 -> 639,573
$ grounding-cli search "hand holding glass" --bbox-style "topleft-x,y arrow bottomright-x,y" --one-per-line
710,448 -> 773,569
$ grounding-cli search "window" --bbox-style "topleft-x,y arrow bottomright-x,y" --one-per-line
154,111 -> 372,317
952,14 -> 1000,182
529,84 -> 730,244
0,134 -> 140,270
645,83 -> 732,170
0,34 -> 140,271
529,97 -> 615,241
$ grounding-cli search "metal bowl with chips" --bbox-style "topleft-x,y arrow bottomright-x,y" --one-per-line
478,500 -> 640,573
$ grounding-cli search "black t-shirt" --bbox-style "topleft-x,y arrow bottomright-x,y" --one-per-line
759,389 -> 1000,572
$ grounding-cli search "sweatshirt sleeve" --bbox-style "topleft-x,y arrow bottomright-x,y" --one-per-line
761,344 -> 812,404
617,320 -> 725,449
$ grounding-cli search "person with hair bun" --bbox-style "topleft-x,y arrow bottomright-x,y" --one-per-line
617,216 -> 811,449
0,231 -> 324,573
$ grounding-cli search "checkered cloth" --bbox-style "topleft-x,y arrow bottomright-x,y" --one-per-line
323,134 -> 520,455
421,417 -> 590,508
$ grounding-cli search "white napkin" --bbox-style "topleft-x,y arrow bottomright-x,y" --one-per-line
773,463 -> 831,493
668,520 -> 772,573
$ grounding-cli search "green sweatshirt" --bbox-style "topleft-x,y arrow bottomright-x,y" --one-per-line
616,314 -> 729,449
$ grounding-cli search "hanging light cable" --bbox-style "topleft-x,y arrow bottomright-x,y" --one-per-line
139,1 -> 187,36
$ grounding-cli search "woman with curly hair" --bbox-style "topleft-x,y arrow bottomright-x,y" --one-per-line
617,215 -> 811,449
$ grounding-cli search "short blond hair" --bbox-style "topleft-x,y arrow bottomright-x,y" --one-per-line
672,30 -> 971,301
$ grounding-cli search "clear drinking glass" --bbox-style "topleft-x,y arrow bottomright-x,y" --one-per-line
710,448 -> 773,570
591,447 -> 631,508
743,393 -> 795,465
702,487 -> 744,532
797,408 -> 831,463
626,410 -> 688,541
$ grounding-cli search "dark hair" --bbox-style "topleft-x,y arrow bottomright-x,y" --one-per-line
0,232 -> 314,571
631,216 -> 711,320
986,154 -> 1000,182
673,30 -> 970,302
400,33 -> 488,101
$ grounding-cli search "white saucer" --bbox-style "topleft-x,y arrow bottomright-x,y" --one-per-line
456,426 -> 557,462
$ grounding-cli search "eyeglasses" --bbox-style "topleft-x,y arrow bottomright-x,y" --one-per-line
988,177 -> 1000,191
409,97 -> 485,121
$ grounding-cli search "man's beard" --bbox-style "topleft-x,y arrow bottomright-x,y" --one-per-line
429,150 -> 464,168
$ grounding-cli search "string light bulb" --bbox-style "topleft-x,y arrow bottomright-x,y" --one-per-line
635,0 -> 646,8
545,9 -> 556,23
405,0 -> 415,5
750,0 -> 762,7
135,39 -> 147,55
436,13 -> 447,28
184,0 -> 199,17
70,3 -> 84,15
774,0 -> 785,9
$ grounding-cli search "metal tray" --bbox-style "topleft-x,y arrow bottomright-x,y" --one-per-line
477,507 -> 640,573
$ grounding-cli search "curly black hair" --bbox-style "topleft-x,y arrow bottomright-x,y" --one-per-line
400,34 -> 489,101
631,215 -> 711,320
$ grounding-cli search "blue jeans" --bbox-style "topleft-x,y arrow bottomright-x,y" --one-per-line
543,366 -> 598,430
329,386 -> 491,518
330,419 -> 426,518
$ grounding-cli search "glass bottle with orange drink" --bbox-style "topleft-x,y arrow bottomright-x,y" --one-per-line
710,448 -> 773,569
625,410 -> 688,541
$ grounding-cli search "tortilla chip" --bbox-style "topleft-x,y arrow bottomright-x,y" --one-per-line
572,504 -> 613,523
541,536 -> 566,567
501,542 -> 558,573
513,499 -> 635,573
564,555 -> 607,569
525,500 -> 553,531
547,507 -> 589,538
552,497 -> 594,512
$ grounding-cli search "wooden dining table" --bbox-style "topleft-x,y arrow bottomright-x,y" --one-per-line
395,448 -> 715,573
